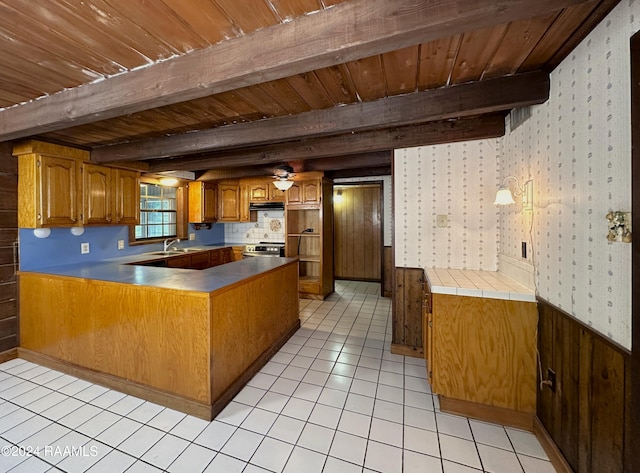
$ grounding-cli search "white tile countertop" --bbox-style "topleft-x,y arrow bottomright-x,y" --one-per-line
425,268 -> 536,302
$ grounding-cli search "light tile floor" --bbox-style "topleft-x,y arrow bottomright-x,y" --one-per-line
0,281 -> 556,473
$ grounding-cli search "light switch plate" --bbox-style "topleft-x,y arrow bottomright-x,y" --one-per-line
117,240 -> 125,250
189,233 -> 196,241
436,215 -> 448,227
81,242 -> 90,254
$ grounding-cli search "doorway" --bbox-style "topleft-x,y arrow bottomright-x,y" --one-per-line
333,182 -> 383,282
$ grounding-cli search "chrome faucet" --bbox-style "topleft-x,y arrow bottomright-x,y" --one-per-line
163,238 -> 180,251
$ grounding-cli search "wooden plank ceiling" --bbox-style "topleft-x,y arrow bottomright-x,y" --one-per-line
0,0 -> 620,179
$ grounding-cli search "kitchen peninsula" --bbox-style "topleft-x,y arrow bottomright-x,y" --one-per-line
18,253 -> 299,420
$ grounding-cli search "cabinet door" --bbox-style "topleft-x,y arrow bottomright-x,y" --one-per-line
38,156 -> 80,226
189,182 -> 217,223
82,164 -> 112,225
239,185 -> 251,222
269,183 -> 285,202
302,180 -> 321,204
113,169 -> 140,225
286,182 -> 302,205
218,184 -> 241,222
249,183 -> 270,202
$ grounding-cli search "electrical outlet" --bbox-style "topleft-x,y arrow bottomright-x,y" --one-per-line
81,242 -> 90,254
547,368 -> 556,392
189,233 -> 196,241
521,241 -> 527,259
117,240 -> 124,250
436,215 -> 448,227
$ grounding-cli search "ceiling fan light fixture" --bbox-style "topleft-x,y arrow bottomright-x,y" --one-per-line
273,165 -> 295,191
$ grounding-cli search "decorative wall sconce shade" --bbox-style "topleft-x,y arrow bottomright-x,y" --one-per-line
493,176 -> 533,211
70,226 -> 85,236
273,165 -> 295,191
334,189 -> 343,203
33,228 -> 51,238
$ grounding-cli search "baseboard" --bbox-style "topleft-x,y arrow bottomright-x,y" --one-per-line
17,319 -> 301,421
18,348 -> 213,419
390,343 -> 423,358
0,347 -> 18,364
532,416 -> 574,473
439,396 -> 534,431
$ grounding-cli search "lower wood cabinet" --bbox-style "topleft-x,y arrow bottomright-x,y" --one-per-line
428,293 -> 538,425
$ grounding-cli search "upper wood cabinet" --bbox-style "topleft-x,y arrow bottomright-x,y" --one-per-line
218,183 -> 241,222
14,141 -> 141,229
188,181 -> 217,223
286,179 -> 321,207
249,182 -> 269,202
112,168 -> 140,225
249,180 -> 285,202
15,141 -> 88,228
82,163 -> 112,225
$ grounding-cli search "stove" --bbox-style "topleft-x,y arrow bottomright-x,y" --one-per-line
242,242 -> 286,257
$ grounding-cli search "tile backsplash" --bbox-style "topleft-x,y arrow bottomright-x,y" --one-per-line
224,210 -> 286,243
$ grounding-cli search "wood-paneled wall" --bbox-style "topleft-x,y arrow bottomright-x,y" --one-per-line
0,142 -> 18,353
537,298 -> 632,473
333,184 -> 381,281
392,267 -> 424,356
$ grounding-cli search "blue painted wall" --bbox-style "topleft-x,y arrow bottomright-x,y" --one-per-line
19,224 -> 225,270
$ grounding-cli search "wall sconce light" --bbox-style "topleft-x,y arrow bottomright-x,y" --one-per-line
159,177 -> 178,186
70,226 -> 85,236
493,176 -> 533,211
33,228 -> 51,239
273,165 -> 294,191
334,189 -> 343,203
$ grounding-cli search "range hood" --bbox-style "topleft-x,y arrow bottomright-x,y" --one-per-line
249,201 -> 285,211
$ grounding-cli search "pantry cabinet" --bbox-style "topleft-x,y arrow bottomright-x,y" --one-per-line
285,175 -> 333,299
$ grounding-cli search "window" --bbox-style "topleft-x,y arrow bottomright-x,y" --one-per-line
135,183 -> 177,240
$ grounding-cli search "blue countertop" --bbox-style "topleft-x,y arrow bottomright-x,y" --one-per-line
19,245 -> 297,294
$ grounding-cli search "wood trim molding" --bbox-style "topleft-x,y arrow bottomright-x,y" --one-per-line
93,72 -> 548,163
440,396 -> 534,432
532,416 -> 574,473
536,295 -> 631,356
17,320 -> 300,421
0,0 -> 584,141
390,343 -> 423,358
18,348 -> 213,419
0,348 -> 18,364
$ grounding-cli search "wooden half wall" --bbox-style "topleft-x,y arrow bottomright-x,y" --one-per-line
536,298 -> 632,473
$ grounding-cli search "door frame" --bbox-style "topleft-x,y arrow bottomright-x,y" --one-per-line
332,181 -> 385,289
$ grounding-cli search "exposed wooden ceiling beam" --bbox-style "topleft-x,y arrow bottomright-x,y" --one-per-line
148,114 -> 505,172
196,151 -> 391,181
95,71 -> 545,163
0,0 -> 586,142
327,166 -> 392,179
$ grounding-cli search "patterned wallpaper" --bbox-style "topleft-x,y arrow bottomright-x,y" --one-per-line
498,1 -> 635,349
393,2 -> 635,348
394,140 -> 499,271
